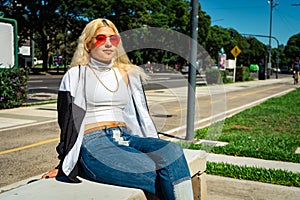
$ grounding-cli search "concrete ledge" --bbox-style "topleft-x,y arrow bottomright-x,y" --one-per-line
0,149 -> 207,200
0,178 -> 147,200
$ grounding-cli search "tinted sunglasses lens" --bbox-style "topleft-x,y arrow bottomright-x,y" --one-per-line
95,35 -> 106,46
110,35 -> 120,46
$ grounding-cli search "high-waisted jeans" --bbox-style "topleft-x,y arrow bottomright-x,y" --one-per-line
80,126 -> 192,200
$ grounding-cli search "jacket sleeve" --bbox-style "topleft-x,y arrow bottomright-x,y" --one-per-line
56,90 -> 73,161
124,74 -> 158,138
55,68 -> 82,183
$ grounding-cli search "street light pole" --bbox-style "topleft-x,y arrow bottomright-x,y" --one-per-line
267,0 -> 279,79
186,0 -> 198,141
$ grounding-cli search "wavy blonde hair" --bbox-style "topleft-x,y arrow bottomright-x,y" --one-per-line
70,18 -> 147,79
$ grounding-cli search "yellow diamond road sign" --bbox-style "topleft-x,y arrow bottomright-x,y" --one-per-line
231,45 -> 241,58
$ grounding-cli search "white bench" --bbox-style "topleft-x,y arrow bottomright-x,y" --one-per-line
0,149 -> 207,200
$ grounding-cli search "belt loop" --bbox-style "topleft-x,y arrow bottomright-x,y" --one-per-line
117,122 -> 122,132
118,124 -> 127,133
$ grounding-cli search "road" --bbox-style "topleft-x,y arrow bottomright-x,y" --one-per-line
0,73 -> 294,189
27,72 -> 206,94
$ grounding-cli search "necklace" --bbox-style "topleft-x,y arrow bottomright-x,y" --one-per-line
88,64 -> 119,93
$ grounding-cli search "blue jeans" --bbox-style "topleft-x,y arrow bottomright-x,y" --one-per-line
80,126 -> 191,200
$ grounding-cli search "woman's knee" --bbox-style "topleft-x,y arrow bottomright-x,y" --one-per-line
149,141 -> 184,166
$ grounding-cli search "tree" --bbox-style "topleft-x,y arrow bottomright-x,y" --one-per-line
198,4 -> 212,48
285,33 -> 300,66
206,25 -> 232,63
2,0 -> 295,72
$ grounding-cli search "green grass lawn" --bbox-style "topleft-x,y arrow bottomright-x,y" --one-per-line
180,88 -> 300,187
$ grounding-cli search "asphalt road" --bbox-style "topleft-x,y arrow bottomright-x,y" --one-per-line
27,72 -> 205,94
0,73 -> 294,188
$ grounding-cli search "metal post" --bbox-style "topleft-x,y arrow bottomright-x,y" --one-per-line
267,0 -> 279,79
186,0 -> 198,141
30,35 -> 34,68
267,0 -> 273,79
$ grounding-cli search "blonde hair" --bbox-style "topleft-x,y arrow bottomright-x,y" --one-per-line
70,18 -> 147,79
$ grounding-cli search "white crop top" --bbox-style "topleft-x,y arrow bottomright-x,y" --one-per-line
84,58 -> 129,124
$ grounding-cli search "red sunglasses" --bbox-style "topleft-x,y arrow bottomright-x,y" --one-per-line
94,34 -> 120,47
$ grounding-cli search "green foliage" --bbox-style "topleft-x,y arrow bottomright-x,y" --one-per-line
1,0 -> 200,70
195,127 -> 209,139
183,89 -> 300,186
205,69 -> 237,84
1,0 -> 299,70
285,33 -> 300,63
235,66 -> 253,82
0,68 -> 28,109
219,70 -> 233,83
194,89 -> 300,163
206,162 -> 300,187
205,69 -> 222,84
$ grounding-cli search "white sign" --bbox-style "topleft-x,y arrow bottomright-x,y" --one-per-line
226,59 -> 236,69
0,22 -> 14,68
19,46 -> 31,56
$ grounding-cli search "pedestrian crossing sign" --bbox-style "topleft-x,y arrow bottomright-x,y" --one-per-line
231,45 -> 241,58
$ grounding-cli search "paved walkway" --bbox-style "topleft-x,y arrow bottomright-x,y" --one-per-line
0,74 -> 300,199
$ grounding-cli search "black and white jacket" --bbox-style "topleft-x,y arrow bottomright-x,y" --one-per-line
56,66 -> 158,182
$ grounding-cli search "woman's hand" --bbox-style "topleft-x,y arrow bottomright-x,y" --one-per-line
41,168 -> 58,179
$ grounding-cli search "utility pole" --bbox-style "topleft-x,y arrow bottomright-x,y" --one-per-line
186,0 -> 198,141
267,0 -> 279,79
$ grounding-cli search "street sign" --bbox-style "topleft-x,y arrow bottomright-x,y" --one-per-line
0,13 -> 18,69
231,45 -> 241,58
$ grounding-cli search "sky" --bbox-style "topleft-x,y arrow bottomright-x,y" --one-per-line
199,0 -> 300,47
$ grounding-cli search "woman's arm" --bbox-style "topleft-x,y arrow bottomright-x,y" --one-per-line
41,71 -> 75,179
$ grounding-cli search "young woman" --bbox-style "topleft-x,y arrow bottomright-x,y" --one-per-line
42,18 -> 194,200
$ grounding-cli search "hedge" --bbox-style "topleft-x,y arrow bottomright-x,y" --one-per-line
0,67 -> 29,109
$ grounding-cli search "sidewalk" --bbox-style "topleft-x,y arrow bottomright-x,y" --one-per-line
1,75 -> 300,199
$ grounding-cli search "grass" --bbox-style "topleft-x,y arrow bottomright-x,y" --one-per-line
206,162 -> 300,187
179,88 -> 300,187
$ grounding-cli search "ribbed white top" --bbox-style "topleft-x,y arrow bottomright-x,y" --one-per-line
84,58 -> 129,124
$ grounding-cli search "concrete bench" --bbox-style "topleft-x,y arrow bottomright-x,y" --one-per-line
0,149 -> 207,200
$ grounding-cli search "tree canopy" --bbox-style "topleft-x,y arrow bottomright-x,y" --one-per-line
0,0 -> 299,70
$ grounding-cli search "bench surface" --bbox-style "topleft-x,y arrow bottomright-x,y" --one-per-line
0,149 -> 207,200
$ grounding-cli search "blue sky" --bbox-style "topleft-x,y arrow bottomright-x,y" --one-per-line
200,0 -> 300,47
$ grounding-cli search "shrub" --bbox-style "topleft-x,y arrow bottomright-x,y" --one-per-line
0,67 -> 29,109
235,66 -> 253,82
205,68 -> 222,84
219,70 -> 233,84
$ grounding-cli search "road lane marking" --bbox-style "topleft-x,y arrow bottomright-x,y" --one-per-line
228,85 -> 284,100
0,138 -> 59,155
175,108 -> 186,112
175,85 -> 287,111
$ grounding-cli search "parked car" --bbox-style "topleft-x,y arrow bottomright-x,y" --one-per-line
272,67 -> 280,73
181,65 -> 202,74
181,65 -> 189,73
33,57 -> 43,66
280,66 -> 292,74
